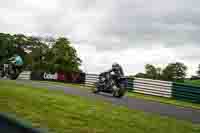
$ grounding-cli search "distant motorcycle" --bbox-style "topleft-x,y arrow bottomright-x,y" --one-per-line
0,65 -> 4,78
0,59 -> 22,80
92,71 -> 128,98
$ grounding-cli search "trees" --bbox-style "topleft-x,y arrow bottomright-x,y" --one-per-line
0,33 -> 17,64
145,64 -> 158,79
29,37 -> 82,72
143,64 -> 162,80
28,36 -> 50,71
27,37 -> 82,72
134,62 -> 187,82
0,33 -> 41,67
0,33 -> 82,73
162,62 -> 187,82
134,73 -> 147,78
156,67 -> 162,79
134,65 -> 162,80
48,37 -> 81,72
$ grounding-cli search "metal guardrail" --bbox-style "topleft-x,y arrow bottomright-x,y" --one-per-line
85,74 -> 200,101
17,71 -> 31,80
85,74 -> 172,98
134,78 -> 172,98
172,83 -> 200,103
15,72 -> 200,103
84,74 -> 133,89
85,74 -> 98,87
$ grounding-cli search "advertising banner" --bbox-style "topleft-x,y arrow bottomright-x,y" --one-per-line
31,71 -> 85,84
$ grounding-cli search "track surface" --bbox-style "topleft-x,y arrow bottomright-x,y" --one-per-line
13,80 -> 200,123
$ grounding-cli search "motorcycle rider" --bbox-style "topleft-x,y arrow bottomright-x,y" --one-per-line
93,62 -> 127,97
107,62 -> 124,87
110,62 -> 124,77
8,54 -> 24,75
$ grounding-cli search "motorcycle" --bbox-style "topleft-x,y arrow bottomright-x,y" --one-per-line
92,71 -> 128,98
0,65 -> 4,78
0,59 -> 22,80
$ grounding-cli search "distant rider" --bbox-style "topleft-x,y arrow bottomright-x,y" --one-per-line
9,54 -> 24,74
107,62 -> 124,86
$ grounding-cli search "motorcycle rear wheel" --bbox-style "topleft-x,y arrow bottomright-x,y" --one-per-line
8,73 -> 18,80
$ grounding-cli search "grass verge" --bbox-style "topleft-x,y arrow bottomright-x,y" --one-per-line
0,80 -> 200,133
128,92 -> 200,110
37,80 -> 200,110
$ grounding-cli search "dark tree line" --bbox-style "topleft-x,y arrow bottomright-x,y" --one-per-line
134,62 -> 188,82
0,33 -> 82,73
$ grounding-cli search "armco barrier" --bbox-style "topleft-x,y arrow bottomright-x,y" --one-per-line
85,74 -> 98,87
85,74 -> 172,98
134,78 -> 172,98
172,83 -> 200,103
27,72 -> 200,103
17,71 -> 31,80
84,74 -> 133,90
127,79 -> 134,90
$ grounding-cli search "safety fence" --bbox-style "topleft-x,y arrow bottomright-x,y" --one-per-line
16,71 -> 200,103
133,78 -> 172,98
84,73 -> 133,90
85,74 -> 171,98
17,71 -> 31,80
172,83 -> 200,103
85,74 -> 98,87
84,74 -> 200,103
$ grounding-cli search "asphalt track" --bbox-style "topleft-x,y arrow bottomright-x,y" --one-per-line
12,80 -> 200,123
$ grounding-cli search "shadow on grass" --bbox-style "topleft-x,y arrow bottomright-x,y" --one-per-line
0,113 -> 46,133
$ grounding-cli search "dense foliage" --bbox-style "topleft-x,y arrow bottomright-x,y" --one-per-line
0,33 -> 82,72
134,62 -> 188,82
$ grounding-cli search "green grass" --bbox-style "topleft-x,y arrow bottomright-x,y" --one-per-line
38,81 -> 200,110
128,92 -> 200,110
1,80 -> 199,133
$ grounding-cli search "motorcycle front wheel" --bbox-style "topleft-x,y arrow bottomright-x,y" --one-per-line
117,88 -> 126,98
8,69 -> 19,80
114,85 -> 127,98
8,73 -> 18,80
0,70 -> 4,78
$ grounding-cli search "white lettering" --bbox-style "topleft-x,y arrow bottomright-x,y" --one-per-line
43,72 -> 58,80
